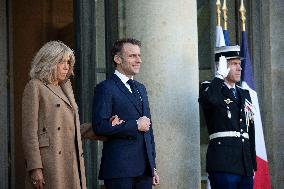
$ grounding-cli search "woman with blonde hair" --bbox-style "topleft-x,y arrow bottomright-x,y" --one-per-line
22,41 -> 86,189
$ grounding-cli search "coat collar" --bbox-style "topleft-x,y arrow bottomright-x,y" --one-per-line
111,74 -> 143,115
222,83 -> 245,104
45,80 -> 75,108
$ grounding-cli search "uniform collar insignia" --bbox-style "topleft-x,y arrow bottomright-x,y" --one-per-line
224,98 -> 233,104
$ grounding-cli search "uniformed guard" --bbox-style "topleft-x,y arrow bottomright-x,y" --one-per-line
199,45 -> 257,189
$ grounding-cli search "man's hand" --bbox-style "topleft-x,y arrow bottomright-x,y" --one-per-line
30,168 -> 45,189
216,56 -> 230,79
137,116 -> 151,132
152,168 -> 160,186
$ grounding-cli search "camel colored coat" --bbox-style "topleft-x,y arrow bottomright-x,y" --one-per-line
22,79 -> 87,189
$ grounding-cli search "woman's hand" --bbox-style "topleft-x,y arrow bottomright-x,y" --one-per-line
110,115 -> 124,126
30,168 -> 45,189
80,115 -> 124,141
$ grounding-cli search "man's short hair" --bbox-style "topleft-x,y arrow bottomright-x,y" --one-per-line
111,38 -> 141,66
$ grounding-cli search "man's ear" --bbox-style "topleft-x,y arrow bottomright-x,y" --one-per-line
114,55 -> 121,65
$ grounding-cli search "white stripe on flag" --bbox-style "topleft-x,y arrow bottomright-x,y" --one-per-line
241,82 -> 268,160
215,26 -> 226,47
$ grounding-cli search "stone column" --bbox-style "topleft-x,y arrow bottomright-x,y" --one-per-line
268,0 -> 284,187
252,0 -> 284,188
123,0 -> 200,188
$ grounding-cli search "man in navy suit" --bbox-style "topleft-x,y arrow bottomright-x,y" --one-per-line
92,38 -> 159,189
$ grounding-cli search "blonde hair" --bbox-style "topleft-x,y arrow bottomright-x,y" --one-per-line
29,41 -> 75,84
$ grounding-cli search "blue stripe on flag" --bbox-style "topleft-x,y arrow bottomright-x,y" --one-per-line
223,30 -> 230,46
241,31 -> 256,90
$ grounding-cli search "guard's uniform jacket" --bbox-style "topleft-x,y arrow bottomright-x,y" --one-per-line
199,77 -> 257,176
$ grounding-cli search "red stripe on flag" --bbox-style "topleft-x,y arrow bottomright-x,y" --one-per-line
253,156 -> 271,189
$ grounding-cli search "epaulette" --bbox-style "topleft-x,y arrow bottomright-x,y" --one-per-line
236,85 -> 249,91
200,81 -> 211,91
201,81 -> 211,84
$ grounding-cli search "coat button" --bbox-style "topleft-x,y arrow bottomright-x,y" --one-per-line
56,104 -> 60,107
242,139 -> 245,142
218,142 -> 221,145
57,127 -> 61,130
42,127 -> 46,132
241,129 -> 243,132
240,119 -> 242,122
59,151 -> 61,154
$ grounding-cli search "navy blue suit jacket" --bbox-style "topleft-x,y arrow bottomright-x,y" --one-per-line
92,74 -> 156,180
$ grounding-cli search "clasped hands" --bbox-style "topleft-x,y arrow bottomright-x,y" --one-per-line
81,115 -> 151,140
112,115 -> 151,132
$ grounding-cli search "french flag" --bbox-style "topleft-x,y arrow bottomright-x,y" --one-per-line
240,31 -> 272,189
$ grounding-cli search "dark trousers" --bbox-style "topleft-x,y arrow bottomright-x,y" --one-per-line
104,175 -> 152,189
208,172 -> 253,189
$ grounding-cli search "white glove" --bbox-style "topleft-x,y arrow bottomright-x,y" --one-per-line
216,56 -> 230,79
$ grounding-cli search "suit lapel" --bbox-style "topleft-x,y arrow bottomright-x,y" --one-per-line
111,74 -> 143,115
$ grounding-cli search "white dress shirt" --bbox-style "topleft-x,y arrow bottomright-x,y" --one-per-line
114,70 -> 134,93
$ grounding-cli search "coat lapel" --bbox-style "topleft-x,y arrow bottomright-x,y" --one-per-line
60,80 -> 78,110
45,83 -> 72,108
222,84 -> 234,101
222,84 -> 239,104
236,86 -> 245,106
111,74 -> 143,115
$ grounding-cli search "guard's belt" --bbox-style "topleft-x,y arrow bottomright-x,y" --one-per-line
209,131 -> 249,140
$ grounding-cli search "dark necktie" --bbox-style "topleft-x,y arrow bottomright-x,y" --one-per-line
127,79 -> 143,109
230,88 -> 239,101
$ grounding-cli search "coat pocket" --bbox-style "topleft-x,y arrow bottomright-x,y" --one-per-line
38,132 -> 50,147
